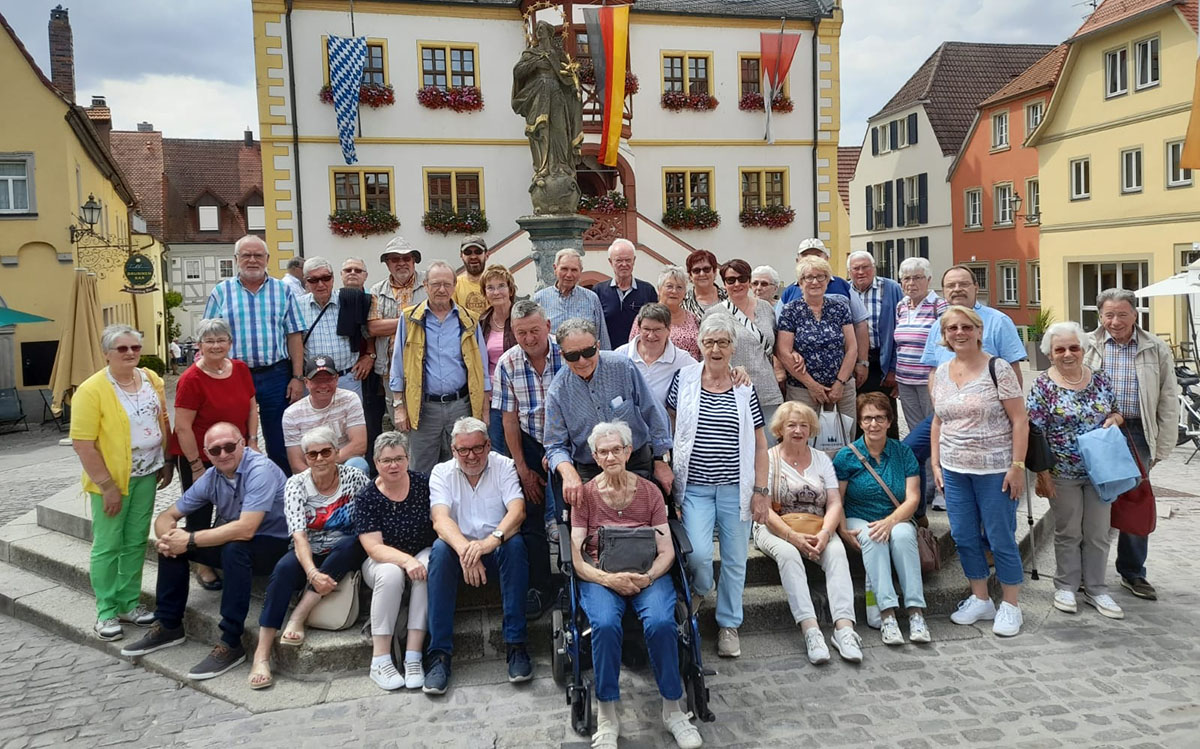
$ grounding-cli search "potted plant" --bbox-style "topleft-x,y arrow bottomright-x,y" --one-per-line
1025,307 -> 1054,370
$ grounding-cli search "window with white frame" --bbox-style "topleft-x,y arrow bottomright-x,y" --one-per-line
198,205 -> 219,231
997,264 -> 1019,305
184,259 -> 201,281
1025,101 -> 1044,135
1070,157 -> 1091,200
870,181 -> 889,228
965,188 -> 982,228
0,158 -> 32,213
1167,140 -> 1193,187
903,175 -> 920,224
1028,261 -> 1041,305
246,205 -> 266,231
1078,261 -> 1149,330
994,183 -> 1014,225
218,258 -> 234,278
1121,148 -> 1143,193
877,125 -> 891,154
1134,37 -> 1159,90
896,117 -> 908,148
1025,178 -> 1040,223
991,111 -> 1009,149
1105,47 -> 1128,97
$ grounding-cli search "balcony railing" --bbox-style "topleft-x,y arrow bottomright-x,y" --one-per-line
579,78 -> 633,139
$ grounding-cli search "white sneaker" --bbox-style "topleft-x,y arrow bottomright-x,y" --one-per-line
403,659 -> 425,689
865,603 -> 881,629
931,493 -> 946,511
950,595 -> 997,625
803,628 -> 830,665
992,602 -> 1023,637
664,711 -> 703,749
830,626 -> 863,663
908,612 -> 931,644
880,616 -> 905,646
118,604 -> 156,627
370,660 -> 405,690
94,617 -> 122,641
1053,589 -> 1077,613
1084,593 -> 1125,619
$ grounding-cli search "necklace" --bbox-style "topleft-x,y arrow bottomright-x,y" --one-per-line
1058,366 -> 1085,386
200,359 -> 228,376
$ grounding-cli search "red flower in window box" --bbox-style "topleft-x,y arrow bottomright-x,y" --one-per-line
575,60 -> 640,95
578,191 -> 629,214
662,205 -> 720,230
738,204 -> 796,229
661,90 -> 719,112
328,209 -> 400,238
422,209 -> 490,235
415,86 -> 485,113
318,83 -> 396,108
737,92 -> 794,113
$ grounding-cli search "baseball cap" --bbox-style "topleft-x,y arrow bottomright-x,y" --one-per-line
379,236 -> 422,264
797,238 -> 829,258
460,235 -> 488,252
304,354 -> 339,378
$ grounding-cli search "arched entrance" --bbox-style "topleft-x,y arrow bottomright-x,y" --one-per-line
577,145 -> 636,250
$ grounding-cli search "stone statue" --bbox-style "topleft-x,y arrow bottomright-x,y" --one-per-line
512,21 -> 584,215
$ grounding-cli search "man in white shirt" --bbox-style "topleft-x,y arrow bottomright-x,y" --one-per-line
281,355 -> 368,474
423,417 -> 530,695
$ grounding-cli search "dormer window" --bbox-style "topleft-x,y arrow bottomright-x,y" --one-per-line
246,205 -> 265,231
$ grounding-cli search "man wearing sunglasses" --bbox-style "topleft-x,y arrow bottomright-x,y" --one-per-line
297,257 -> 373,400
453,235 -> 491,316
282,355 -> 369,475
122,422 -> 290,682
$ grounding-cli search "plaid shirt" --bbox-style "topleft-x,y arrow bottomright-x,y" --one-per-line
531,284 -> 612,350
491,337 -> 564,440
298,292 -> 355,372
1102,333 -> 1140,418
367,272 -> 426,375
204,276 -> 306,368
853,277 -> 884,350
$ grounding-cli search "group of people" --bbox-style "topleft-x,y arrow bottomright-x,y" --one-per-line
67,231 -> 1179,749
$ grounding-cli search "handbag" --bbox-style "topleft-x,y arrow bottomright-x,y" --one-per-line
811,403 -> 853,456
307,569 -> 362,631
768,449 -> 827,536
987,357 -> 1056,472
1110,428 -> 1157,536
586,525 -> 661,574
846,443 -> 941,574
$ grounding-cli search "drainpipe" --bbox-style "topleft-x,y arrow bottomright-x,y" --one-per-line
811,15 -> 821,247
285,0 -> 305,257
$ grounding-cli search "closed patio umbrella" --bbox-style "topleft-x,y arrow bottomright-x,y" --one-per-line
48,269 -> 105,413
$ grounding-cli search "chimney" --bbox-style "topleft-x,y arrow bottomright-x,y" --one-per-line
137,122 -> 154,132
48,5 -> 75,103
85,95 -> 112,149
244,128 -> 254,147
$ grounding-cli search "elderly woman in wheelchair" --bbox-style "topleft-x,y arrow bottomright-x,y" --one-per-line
568,421 -> 704,749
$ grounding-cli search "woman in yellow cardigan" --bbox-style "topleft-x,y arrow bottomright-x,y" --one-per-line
71,324 -> 173,641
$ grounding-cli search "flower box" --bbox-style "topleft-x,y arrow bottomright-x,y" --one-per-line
739,204 -> 796,229
661,91 -> 718,112
578,191 -> 629,214
415,86 -> 485,113
662,205 -> 720,231
576,61 -> 640,95
328,209 -> 400,238
422,209 -> 490,235
737,92 -> 794,113
318,83 -> 396,108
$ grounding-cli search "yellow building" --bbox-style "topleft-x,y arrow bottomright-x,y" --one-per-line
1030,0 -> 1199,341
0,9 -> 165,415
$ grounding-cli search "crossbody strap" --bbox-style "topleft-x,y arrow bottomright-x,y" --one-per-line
302,301 -> 333,346
847,442 -> 901,510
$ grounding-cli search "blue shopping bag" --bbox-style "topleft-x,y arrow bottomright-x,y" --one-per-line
1076,425 -> 1140,503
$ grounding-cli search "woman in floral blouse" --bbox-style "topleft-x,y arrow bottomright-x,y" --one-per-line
1026,322 -> 1125,621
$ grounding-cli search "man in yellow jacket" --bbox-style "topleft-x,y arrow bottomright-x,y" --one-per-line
389,261 -> 490,473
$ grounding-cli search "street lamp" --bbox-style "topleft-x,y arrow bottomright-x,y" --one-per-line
1008,191 -> 1023,220
69,193 -> 104,244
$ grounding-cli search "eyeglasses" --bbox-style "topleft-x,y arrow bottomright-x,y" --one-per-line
112,344 -> 143,354
860,415 -> 889,424
484,284 -> 510,294
943,282 -> 974,290
562,345 -> 598,362
750,279 -> 773,287
453,443 -> 489,457
723,275 -> 749,285
237,253 -> 268,261
305,447 -> 334,460
899,275 -> 926,282
205,439 -> 242,457
700,338 -> 731,350
660,283 -> 686,293
199,338 -> 230,345
594,446 -> 629,458
427,281 -> 454,289
306,275 -> 333,284
690,266 -> 713,274
377,455 -> 409,466
800,275 -> 829,284
461,248 -> 486,256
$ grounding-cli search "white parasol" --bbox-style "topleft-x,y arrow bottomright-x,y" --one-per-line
1135,257 -> 1200,367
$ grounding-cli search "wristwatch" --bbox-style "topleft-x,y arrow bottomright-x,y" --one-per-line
369,353 -> 377,359
187,532 -> 197,551
491,529 -> 504,542
857,360 -> 869,367
753,486 -> 769,495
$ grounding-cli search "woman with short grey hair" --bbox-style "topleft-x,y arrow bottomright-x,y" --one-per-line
632,265 -> 700,358
893,257 -> 947,436
751,265 -> 781,302
617,303 -> 697,405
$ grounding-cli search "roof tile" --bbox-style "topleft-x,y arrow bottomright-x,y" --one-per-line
109,131 -> 165,237
979,44 -> 1068,108
1071,0 -> 1194,38
158,138 -> 263,243
837,146 -> 859,210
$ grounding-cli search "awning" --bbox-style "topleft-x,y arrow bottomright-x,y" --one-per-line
0,307 -> 52,326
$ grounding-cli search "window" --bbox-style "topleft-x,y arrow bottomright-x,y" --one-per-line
424,169 -> 483,213
964,188 -> 982,228
1078,261 -> 1149,330
994,183 -> 1014,226
1134,37 -> 1159,90
420,43 -> 477,89
1105,47 -> 1127,97
1121,148 -> 1143,194
332,168 -> 393,212
1028,261 -> 1041,305
1025,178 -> 1040,224
0,157 -> 32,213
184,260 -> 201,281
662,52 -> 711,95
198,205 -> 219,231
664,169 -> 713,209
574,32 -> 591,65
965,264 -> 989,294
362,43 -> 386,86
1025,101 -> 1044,135
740,168 -> 786,210
246,205 -> 266,231
991,112 -> 1009,150
1167,140 -> 1193,187
1070,158 -> 1090,200
740,55 -> 761,96
876,125 -> 891,154
903,175 -> 920,224
870,181 -> 890,229
998,263 -> 1019,305
218,258 -> 235,279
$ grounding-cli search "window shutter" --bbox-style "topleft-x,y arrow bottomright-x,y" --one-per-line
907,113 -> 918,144
919,236 -> 929,259
918,173 -> 929,224
895,178 -> 906,227
866,185 -> 874,231
885,239 -> 895,272
883,181 -> 893,229
871,127 -> 879,156
889,120 -> 899,149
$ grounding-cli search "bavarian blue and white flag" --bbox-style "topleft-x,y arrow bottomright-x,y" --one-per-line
327,35 -> 367,165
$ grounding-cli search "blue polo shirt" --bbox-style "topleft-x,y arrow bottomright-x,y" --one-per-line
833,437 -> 920,523
919,301 -> 1027,367
176,448 -> 289,538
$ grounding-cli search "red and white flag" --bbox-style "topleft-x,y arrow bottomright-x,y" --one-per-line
761,29 -> 801,144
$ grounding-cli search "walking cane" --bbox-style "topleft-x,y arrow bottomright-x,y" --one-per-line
1024,469 -> 1039,580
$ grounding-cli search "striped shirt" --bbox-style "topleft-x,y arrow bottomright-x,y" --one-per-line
893,292 -> 949,385
531,284 -> 612,350
1102,333 -> 1140,418
491,337 -> 565,440
298,293 -> 355,372
666,378 -> 764,485
852,278 -> 884,350
204,277 -> 306,368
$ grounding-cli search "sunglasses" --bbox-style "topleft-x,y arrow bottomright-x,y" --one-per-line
342,268 -> 366,274
562,345 -> 598,362
305,447 -> 334,460
205,440 -> 242,457
461,247 -> 486,256
112,344 -> 143,354
690,266 -> 713,274
723,275 -> 749,285
306,275 -> 333,284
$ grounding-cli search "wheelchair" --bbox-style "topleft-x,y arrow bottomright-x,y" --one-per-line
549,512 -> 716,737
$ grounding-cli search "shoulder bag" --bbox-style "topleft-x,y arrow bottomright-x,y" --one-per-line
1109,428 -> 1156,536
988,357 -> 1056,473
585,526 -> 662,574
847,443 -> 941,574
307,569 -> 362,631
769,448 -> 825,536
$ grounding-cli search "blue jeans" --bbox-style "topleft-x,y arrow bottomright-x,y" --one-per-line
903,416 -> 933,518
681,483 -> 750,628
344,456 -> 369,474
488,407 -> 509,458
943,469 -> 1023,586
252,360 -> 293,475
845,517 -> 926,611
579,575 -> 683,702
426,536 -> 529,655
1116,419 -> 1151,580
258,535 -> 366,629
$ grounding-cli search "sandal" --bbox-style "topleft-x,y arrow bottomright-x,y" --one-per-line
280,620 -> 306,647
248,660 -> 273,690
194,569 -> 223,591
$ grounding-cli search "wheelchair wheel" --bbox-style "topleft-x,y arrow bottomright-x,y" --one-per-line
551,608 -> 570,686
569,683 -> 593,736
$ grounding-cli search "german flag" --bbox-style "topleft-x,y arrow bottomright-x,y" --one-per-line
583,4 -> 630,166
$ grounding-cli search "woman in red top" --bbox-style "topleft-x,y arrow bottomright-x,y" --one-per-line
171,318 -> 258,589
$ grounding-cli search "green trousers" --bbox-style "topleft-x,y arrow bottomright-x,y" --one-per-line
89,473 -> 156,619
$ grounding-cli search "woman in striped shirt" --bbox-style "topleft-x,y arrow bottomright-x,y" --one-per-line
667,314 -> 769,661
893,257 -> 948,429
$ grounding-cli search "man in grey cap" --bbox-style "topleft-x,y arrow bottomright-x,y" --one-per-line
364,237 -> 428,470
454,235 -> 490,316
